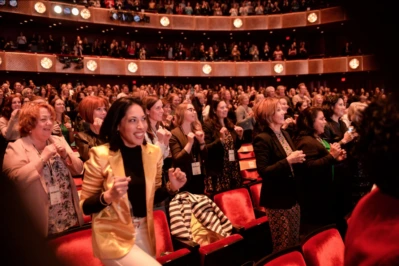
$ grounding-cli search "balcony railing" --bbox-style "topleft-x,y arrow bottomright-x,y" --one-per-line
0,2 -> 347,31
0,52 -> 377,77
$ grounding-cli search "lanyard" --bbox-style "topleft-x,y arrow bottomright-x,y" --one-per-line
33,141 -> 56,183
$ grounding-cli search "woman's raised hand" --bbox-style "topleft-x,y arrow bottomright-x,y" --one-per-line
104,176 -> 132,204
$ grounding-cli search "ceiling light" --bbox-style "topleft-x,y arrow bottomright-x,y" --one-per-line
54,5 -> 62,14
34,2 -> 46,14
63,7 -> 71,15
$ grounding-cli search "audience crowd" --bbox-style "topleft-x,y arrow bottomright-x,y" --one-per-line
0,76 -> 391,265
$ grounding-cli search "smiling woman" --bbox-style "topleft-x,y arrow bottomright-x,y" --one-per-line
3,102 -> 84,237
80,97 -> 187,265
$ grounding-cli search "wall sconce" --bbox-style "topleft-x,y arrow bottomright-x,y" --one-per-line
40,57 -> 53,69
86,60 -> 97,71
0,57 -> 2,66
349,58 -> 360,69
307,12 -> 318,23
128,62 -> 138,73
34,2 -> 46,14
274,63 -> 284,74
160,16 -> 170,27
233,18 -> 243,28
53,5 -> 62,14
202,64 -> 212,74
71,7 -> 79,16
80,8 -> 91,19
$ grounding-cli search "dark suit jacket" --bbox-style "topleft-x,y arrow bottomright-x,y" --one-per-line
253,127 -> 298,209
294,135 -> 337,225
169,127 -> 207,194
202,121 -> 242,177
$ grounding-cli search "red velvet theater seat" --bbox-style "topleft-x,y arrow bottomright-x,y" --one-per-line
199,233 -> 244,266
255,247 -> 306,266
214,188 -> 272,261
249,183 -> 266,214
301,226 -> 344,266
49,227 -> 103,266
153,210 -> 193,266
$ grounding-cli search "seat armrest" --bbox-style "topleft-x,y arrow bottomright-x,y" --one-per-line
254,207 -> 267,218
232,224 -> 245,234
172,237 -> 200,252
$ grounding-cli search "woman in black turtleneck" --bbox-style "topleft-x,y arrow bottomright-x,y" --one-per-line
80,97 -> 187,266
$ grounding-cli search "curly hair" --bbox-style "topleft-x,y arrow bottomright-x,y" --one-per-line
322,94 -> 343,119
353,95 -> 399,197
294,107 -> 324,138
205,99 -> 234,132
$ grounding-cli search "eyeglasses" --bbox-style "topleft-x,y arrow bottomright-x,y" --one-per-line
186,108 -> 196,112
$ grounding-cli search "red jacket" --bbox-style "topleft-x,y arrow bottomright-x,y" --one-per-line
345,187 -> 399,265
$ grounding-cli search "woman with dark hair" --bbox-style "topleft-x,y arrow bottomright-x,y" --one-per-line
322,94 -> 353,145
169,102 -> 207,194
51,98 -> 74,146
253,98 -> 305,253
167,93 -> 180,116
143,96 -> 171,159
0,94 -> 22,141
202,91 -> 219,121
74,96 -> 108,162
81,97 -> 187,265
203,99 -> 244,193
294,107 -> 346,234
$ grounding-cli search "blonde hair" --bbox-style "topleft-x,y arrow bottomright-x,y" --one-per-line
174,103 -> 202,132
348,102 -> 367,123
253,98 -> 280,130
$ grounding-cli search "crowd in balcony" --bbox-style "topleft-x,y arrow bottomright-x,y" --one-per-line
63,0 -> 338,16
2,32 -> 313,61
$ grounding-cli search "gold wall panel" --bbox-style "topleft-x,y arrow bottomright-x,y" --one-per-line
178,62 -> 200,76
5,53 -> 37,72
320,6 -> 346,24
243,16 -> 268,30
283,13 -> 306,28
308,59 -> 323,74
163,61 -> 178,76
100,58 -> 125,75
286,60 -> 308,75
140,60 -> 164,76
0,53 -> 377,76
0,3 -> 346,31
249,62 -> 272,76
212,62 -> 236,77
235,62 -> 249,76
323,57 -> 347,73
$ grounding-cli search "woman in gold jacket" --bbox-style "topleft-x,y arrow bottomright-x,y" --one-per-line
80,97 -> 187,265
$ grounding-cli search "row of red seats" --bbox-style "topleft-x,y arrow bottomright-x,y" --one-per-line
255,225 -> 345,266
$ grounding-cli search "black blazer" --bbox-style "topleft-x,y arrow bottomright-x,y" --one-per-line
169,127 -> 207,194
294,135 -> 337,225
202,121 -> 242,177
253,127 -> 298,209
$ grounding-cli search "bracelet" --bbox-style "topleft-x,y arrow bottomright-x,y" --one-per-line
99,192 -> 111,206
166,181 -> 179,195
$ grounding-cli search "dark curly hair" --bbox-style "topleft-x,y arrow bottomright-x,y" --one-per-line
294,107 -> 324,138
322,94 -> 343,119
353,95 -> 399,198
205,99 -> 234,132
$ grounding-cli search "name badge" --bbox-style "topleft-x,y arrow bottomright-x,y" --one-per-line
192,162 -> 201,175
229,150 -> 235,161
49,185 -> 62,205
66,106 -> 71,112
